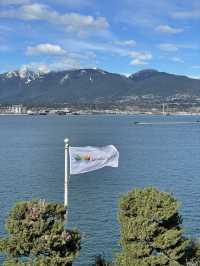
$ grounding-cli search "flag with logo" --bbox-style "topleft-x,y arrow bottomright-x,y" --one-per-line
69,145 -> 119,175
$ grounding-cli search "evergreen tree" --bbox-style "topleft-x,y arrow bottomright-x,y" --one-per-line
91,255 -> 113,266
0,200 -> 81,266
116,187 -> 195,266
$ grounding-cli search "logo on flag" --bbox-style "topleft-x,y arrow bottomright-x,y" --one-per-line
74,154 -> 91,161
69,145 -> 119,175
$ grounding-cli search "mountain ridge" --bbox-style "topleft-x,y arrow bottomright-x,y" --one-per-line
1,68 -> 199,80
0,68 -> 200,105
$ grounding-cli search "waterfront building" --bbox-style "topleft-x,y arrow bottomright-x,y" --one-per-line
0,105 -> 27,114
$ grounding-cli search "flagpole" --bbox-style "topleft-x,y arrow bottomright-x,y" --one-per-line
64,138 -> 69,219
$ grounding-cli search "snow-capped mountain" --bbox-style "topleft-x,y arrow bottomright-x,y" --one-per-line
0,68 -> 200,104
3,68 -> 47,84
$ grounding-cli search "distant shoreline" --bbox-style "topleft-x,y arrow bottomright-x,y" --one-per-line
1,112 -> 200,116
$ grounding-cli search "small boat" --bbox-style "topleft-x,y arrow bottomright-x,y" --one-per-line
72,112 -> 80,115
133,121 -> 200,126
39,111 -> 48,115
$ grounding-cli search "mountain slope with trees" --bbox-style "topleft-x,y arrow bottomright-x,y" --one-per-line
0,68 -> 199,105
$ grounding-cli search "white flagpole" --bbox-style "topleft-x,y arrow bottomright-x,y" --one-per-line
64,138 -> 69,216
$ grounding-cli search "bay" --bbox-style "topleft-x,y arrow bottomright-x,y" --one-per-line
1,114 -> 200,265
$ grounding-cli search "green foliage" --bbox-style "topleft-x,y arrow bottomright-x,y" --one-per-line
0,199 -> 81,266
116,187 -> 197,266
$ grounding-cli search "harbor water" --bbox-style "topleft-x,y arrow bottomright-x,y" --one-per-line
1,114 -> 200,265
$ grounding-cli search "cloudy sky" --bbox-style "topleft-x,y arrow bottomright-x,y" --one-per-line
0,0 -> 199,77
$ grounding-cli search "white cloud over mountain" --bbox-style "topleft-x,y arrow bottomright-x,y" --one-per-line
130,59 -> 148,65
63,39 -> 152,66
26,43 -> 66,55
129,51 -> 152,65
155,25 -> 183,34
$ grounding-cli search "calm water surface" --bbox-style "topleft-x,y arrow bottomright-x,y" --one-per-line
1,115 -> 200,265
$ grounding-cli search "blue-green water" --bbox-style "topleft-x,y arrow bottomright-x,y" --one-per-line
1,115 -> 200,265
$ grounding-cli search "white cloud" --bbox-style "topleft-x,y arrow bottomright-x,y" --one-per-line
171,57 -> 184,63
69,51 -> 96,61
158,43 -> 179,52
20,56 -> 82,72
155,25 -> 183,34
158,43 -> 198,52
131,59 -> 148,65
26,43 -> 66,55
63,39 -> 152,66
49,57 -> 82,70
0,3 -> 109,36
22,49 -> 97,72
129,51 -> 152,65
129,51 -> 152,60
19,63 -> 50,73
114,40 -> 136,47
34,64 -> 50,73
70,40 -> 129,56
49,52 -> 95,70
172,10 -> 200,19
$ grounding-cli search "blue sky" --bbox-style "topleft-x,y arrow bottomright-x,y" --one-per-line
0,0 -> 199,78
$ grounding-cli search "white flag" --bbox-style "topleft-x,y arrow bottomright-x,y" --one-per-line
69,145 -> 119,175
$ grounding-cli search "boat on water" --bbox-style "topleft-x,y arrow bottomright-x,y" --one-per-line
39,111 -> 48,115
133,121 -> 200,125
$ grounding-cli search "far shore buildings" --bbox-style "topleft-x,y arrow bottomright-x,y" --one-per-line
0,105 -> 27,114
0,105 -> 71,115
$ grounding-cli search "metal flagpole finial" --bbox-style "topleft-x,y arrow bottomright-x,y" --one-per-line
64,138 -> 69,146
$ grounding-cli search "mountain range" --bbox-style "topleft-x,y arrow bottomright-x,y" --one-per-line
0,68 -> 200,105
